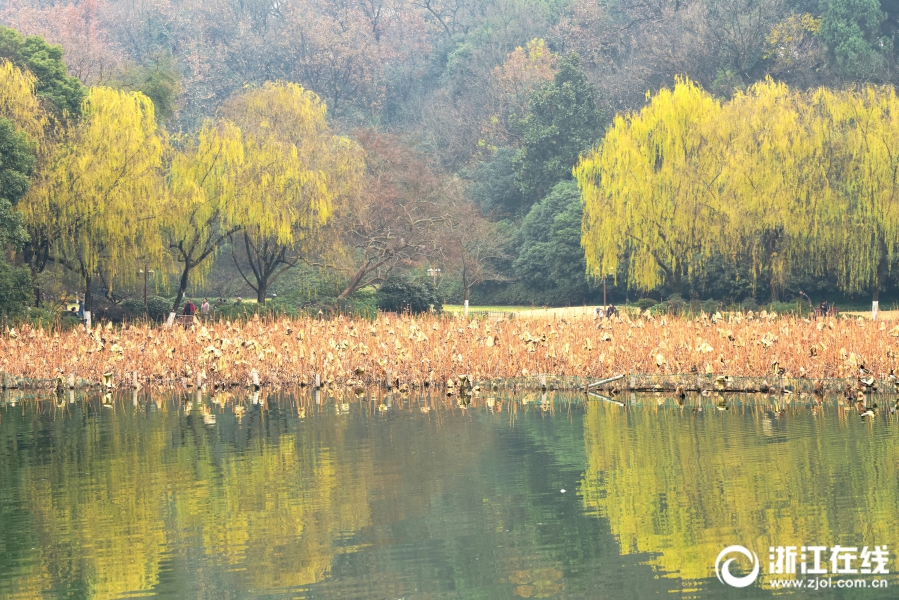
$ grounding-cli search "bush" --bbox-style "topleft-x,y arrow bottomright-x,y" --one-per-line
212,300 -> 298,321
58,312 -> 82,330
376,277 -> 442,314
119,299 -> 147,318
0,260 -> 30,316
770,300 -> 801,314
632,298 -> 656,311
701,299 -> 720,314
94,304 -> 128,323
146,295 -> 172,322
740,297 -> 759,312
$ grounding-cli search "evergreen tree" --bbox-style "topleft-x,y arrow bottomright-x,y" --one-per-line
513,54 -> 605,205
0,26 -> 86,117
818,0 -> 889,79
513,181 -> 592,304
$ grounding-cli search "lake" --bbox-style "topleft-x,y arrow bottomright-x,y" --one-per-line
1,390 -> 897,599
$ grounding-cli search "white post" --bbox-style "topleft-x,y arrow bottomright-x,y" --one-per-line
872,301 -> 879,321
464,299 -> 469,317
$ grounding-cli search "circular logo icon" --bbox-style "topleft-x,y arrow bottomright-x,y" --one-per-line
715,545 -> 761,588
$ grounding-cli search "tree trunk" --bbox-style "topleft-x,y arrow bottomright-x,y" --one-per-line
24,239 -> 50,307
84,274 -> 92,314
670,270 -> 683,296
257,284 -> 267,305
338,268 -> 367,300
172,263 -> 191,314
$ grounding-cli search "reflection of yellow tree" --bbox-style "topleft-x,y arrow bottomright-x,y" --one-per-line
580,403 -> 899,584
6,403 -> 372,599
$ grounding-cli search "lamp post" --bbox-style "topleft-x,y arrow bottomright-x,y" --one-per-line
603,274 -> 614,309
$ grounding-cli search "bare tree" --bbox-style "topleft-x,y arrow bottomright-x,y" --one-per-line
306,130 -> 453,299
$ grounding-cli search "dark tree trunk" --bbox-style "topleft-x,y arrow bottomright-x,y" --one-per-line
84,274 -> 92,315
172,263 -> 191,315
338,269 -> 367,300
23,238 -> 50,307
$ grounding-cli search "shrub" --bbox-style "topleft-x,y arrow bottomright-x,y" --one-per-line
701,299 -> 720,314
741,297 -> 759,312
770,300 -> 801,314
212,301 -> 298,321
94,304 -> 128,323
632,298 -> 656,311
58,312 -> 82,330
0,260 -> 30,316
146,295 -> 171,322
119,299 -> 147,318
376,277 -> 442,314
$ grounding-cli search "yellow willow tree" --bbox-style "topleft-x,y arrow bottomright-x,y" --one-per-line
21,87 -> 165,311
164,120 -> 245,314
716,79 -> 829,301
808,87 -> 899,302
576,79 -> 727,293
0,61 -> 47,306
0,60 -> 47,142
221,82 -> 364,305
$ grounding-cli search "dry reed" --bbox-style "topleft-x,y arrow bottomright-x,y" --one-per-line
0,310 -> 897,390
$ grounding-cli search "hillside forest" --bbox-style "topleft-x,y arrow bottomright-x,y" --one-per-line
2,0 -> 899,318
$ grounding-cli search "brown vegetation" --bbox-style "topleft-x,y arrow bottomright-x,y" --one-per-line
1,311 -> 898,390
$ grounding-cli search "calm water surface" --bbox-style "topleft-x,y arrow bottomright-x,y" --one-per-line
1,390 -> 897,599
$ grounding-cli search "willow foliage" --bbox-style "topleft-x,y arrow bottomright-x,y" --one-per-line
577,78 -> 899,298
221,82 -> 364,247
0,60 -> 46,145
576,79 -> 724,292
165,82 -> 364,308
165,119 -> 245,280
21,87 -> 165,288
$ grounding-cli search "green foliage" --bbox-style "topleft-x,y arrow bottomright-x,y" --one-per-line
465,147 -> 526,217
211,301 -> 297,320
336,288 -> 378,319
513,181 -> 592,304
741,297 -> 760,311
119,299 -> 147,318
0,117 -> 35,208
818,0 -> 888,78
701,299 -> 720,314
0,26 -> 85,117
631,298 -> 656,311
0,258 -> 30,315
112,55 -> 180,122
376,277 -> 442,314
145,295 -> 171,321
768,299 -> 805,314
514,54 -> 605,204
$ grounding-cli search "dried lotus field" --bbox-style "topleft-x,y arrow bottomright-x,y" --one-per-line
1,311 -> 898,391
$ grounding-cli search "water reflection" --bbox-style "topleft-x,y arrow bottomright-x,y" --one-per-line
0,390 -> 896,598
